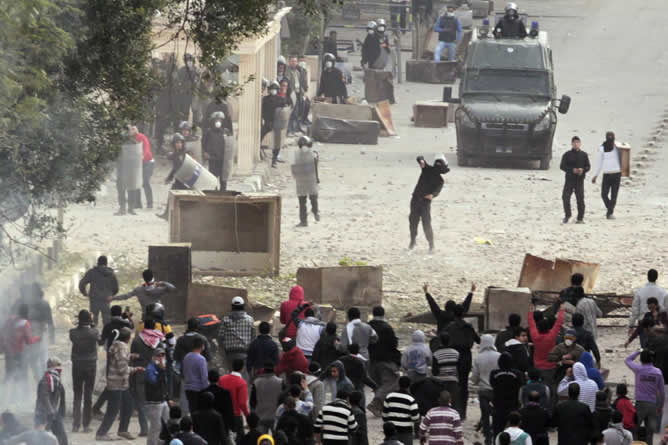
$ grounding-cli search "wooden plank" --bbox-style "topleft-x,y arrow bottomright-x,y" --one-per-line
312,102 -> 374,122
518,253 -> 599,293
373,100 -> 397,136
619,142 -> 631,177
148,244 -> 192,323
485,287 -> 532,331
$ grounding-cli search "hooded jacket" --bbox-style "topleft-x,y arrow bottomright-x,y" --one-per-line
603,422 -> 633,445
518,402 -> 550,445
78,265 -> 119,303
107,340 -> 137,390
321,360 -> 354,403
306,374 -> 325,421
369,317 -> 401,365
280,286 -> 307,339
578,352 -> 605,390
401,330 -> 432,376
35,368 -> 65,422
275,344 -> 309,376
557,362 -> 599,412
471,334 -> 500,391
312,328 -> 341,370
489,353 -> 523,410
504,338 -> 530,373
494,427 -> 531,445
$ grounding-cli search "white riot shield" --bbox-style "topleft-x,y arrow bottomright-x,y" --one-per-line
291,148 -> 318,196
185,138 -> 202,164
273,106 -> 291,130
174,154 -> 219,191
117,142 -> 143,191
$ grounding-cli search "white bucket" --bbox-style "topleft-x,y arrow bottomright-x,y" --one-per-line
175,154 -> 219,191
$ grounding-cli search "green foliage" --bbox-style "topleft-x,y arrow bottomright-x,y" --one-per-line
338,257 -> 368,267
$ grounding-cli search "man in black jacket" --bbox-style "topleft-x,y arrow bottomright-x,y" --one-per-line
275,397 -> 314,445
552,382 -> 594,445
446,304 -> 480,420
367,306 -> 402,416
202,111 -> 228,190
423,283 -> 474,333
79,255 -> 119,326
69,310 -> 100,433
192,392 -> 228,445
519,391 -> 550,445
560,136 -> 591,224
317,53 -> 347,104
490,352 -> 523,435
175,416 -> 208,445
572,313 -> 601,366
175,318 -> 212,365
246,321 -> 279,379
340,344 -> 378,407
495,314 -> 521,353
409,155 -> 449,252
205,370 -> 235,436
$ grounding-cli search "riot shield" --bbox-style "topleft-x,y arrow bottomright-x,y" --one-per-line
291,148 -> 318,196
117,142 -> 143,191
222,135 -> 237,181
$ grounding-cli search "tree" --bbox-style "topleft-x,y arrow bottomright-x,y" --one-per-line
0,0 -> 319,257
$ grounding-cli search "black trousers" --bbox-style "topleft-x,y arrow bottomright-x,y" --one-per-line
409,196 -> 433,246
562,177 -> 585,220
298,195 -> 319,223
72,361 -> 96,429
454,349 -> 472,420
601,172 -> 621,215
185,390 -> 201,413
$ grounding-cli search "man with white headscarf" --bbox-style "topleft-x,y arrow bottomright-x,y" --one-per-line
409,154 -> 450,253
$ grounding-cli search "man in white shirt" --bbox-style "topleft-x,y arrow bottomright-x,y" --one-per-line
591,131 -> 622,219
629,269 -> 668,336
296,308 -> 325,359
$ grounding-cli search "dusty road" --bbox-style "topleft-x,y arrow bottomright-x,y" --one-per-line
33,0 -> 668,442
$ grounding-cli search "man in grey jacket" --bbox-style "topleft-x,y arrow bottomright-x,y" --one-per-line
112,268 -> 175,313
35,358 -> 67,445
250,362 -> 283,433
471,334 -> 500,445
78,256 -> 119,326
339,307 -> 378,361
629,269 -> 668,336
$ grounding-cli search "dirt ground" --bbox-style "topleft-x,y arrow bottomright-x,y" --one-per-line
15,0 -> 668,443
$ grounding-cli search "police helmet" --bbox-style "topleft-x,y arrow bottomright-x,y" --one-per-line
184,53 -> 194,63
210,111 -> 225,121
268,80 -> 280,91
323,53 -> 336,63
505,2 -> 518,14
145,302 -> 165,322
377,18 -> 386,26
367,21 -> 377,30
171,133 -> 185,146
277,55 -> 287,65
261,78 -> 269,89
298,136 -> 313,148
178,121 -> 192,131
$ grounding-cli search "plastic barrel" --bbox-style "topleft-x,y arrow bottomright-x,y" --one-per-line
175,154 -> 219,191
118,142 -> 143,190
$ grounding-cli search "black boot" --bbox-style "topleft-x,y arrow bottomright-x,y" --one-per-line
409,239 -> 416,250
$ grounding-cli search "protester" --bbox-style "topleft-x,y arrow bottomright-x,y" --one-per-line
518,392 -> 550,445
321,361 -> 354,404
560,135 -> 590,224
204,369 -> 234,436
611,384 -> 636,434
96,327 -> 143,441
367,306 -> 402,416
557,362 -> 598,412
629,269 -> 668,337
19,283 -> 54,384
0,411 -> 27,440
35,358 -> 66,445
69,310 -> 99,433
174,318 -> 211,366
112,269 -> 175,313
381,422 -> 405,445
131,318 -> 164,436
340,343 -> 377,407
603,410 -> 633,445
627,297 -> 668,348
591,131 -> 623,219
495,314 -> 521,353
240,413 -> 262,445
494,411 -> 531,445
408,155 -> 450,252
250,362 -> 283,433
144,347 -> 170,445
431,333 -> 460,415
339,307 -> 378,360
382,376 -> 420,445
504,327 -> 530,375
5,420 -> 58,445
490,352 -> 523,435
275,337 -> 309,377
471,334 -> 500,445
551,383 -> 594,445
519,369 -> 551,414
446,303 -> 480,419
218,359 -> 249,442
312,322 -> 341,370
574,293 -> 602,339
275,382 -> 314,419
218,297 -> 255,376
306,362 -> 326,421
423,283 -> 474,334
572,313 -> 601,366
276,396 -> 315,445
173,416 -> 207,445
247,321 -> 279,378
402,330 -> 432,383
191,392 -> 228,445
314,391 -> 358,445
296,308 -> 325,360
3,303 -> 40,404
78,255 -> 119,326
547,329 -> 585,381
419,391 -> 463,445
578,351 -> 605,390
349,391 -> 368,445
280,285 -> 309,339
183,337 -> 208,413
625,349 -> 665,445
593,391 -> 613,435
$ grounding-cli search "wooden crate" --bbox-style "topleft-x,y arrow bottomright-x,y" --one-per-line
485,287 -> 532,331
296,266 -> 383,309
186,283 -> 248,320
414,101 -> 449,128
518,253 -> 599,293
406,60 -> 457,84
148,243 -> 192,323
618,142 -> 631,177
169,190 -> 281,276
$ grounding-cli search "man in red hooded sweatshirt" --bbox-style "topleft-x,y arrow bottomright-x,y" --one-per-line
280,286 -> 310,339
275,338 -> 309,378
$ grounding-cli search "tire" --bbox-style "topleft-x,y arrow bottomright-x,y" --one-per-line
539,156 -> 550,170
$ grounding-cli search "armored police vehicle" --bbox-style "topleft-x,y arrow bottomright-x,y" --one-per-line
449,24 -> 570,169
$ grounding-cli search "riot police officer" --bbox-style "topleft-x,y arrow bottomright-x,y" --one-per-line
292,136 -> 320,227
178,121 -> 203,163
156,133 -> 191,219
262,81 -> 290,167
361,21 -> 380,69
494,3 -> 528,38
202,111 -> 228,190
317,53 -> 348,104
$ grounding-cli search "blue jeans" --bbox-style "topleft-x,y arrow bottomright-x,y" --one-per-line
435,41 -> 457,61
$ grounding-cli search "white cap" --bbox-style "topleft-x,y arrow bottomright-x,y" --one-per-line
232,296 -> 245,306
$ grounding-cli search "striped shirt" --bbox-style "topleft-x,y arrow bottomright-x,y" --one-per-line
419,406 -> 463,445
383,391 -> 420,433
314,399 -> 358,441
433,348 -> 459,382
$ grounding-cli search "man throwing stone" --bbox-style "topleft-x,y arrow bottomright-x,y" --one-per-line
409,155 -> 450,252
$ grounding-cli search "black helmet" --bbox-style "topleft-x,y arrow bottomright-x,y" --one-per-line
171,133 -> 185,146
298,136 -> 313,148
145,302 -> 165,322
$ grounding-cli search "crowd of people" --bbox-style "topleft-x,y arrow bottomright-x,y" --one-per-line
2,259 -> 668,445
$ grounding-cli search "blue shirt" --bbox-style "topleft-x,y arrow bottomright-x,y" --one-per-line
183,352 -> 208,391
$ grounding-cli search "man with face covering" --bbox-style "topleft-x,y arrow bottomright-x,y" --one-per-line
592,131 -> 623,219
157,133 -> 191,219
292,136 -> 320,227
409,154 -> 449,252
317,53 -> 347,104
202,111 -> 228,190
493,3 -> 528,39
433,4 -> 462,62
262,81 -> 290,168
361,21 -> 380,69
